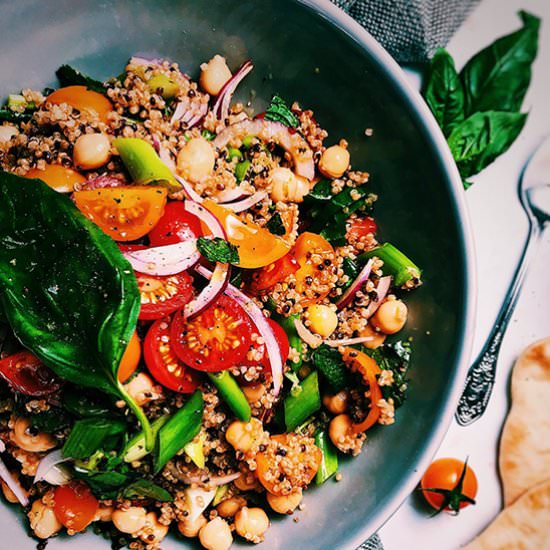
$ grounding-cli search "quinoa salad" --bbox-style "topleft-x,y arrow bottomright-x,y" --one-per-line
0,53 -> 422,549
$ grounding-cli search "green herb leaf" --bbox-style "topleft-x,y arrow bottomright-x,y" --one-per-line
264,95 -> 299,128
311,344 -> 350,391
62,389 -> 113,418
265,212 -> 286,236
197,237 -> 239,264
74,469 -> 131,500
422,49 -> 465,137
120,479 -> 173,502
460,11 -> 540,114
0,109 -> 33,123
0,172 -> 153,448
63,417 -> 126,459
447,111 -> 527,179
27,409 -> 72,434
314,429 -> 338,484
55,65 -> 106,94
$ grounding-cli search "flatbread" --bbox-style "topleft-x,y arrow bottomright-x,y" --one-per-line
499,337 -> 550,506
462,479 -> 550,550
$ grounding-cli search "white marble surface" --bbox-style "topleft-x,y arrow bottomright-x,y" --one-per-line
380,0 -> 550,547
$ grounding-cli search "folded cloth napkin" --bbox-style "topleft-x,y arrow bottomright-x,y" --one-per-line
331,0 -> 480,62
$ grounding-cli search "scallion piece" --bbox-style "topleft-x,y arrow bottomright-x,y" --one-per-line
359,243 -> 421,287
235,160 -> 251,183
272,312 -> 303,372
122,415 -> 169,463
284,371 -> 321,432
113,137 -> 178,190
146,74 -> 179,99
63,417 -> 126,460
227,147 -> 243,160
154,390 -> 203,473
207,371 -> 251,422
314,430 -> 338,484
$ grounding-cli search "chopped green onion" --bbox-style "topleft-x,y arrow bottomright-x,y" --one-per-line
359,243 -> 421,287
272,313 -> 303,372
227,147 -> 243,160
284,371 -> 321,432
201,129 -> 216,141
122,415 -> 169,463
242,135 -> 255,149
315,430 -> 338,484
184,433 -> 205,468
63,417 -> 126,460
207,371 -> 251,422
154,391 -> 203,473
113,137 -> 178,190
213,484 -> 229,507
235,160 -> 251,183
146,74 -> 179,99
7,94 -> 27,113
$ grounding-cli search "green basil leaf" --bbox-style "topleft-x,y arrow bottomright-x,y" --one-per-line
447,111 -> 527,179
265,212 -> 286,236
311,344 -> 350,391
27,408 -> 72,434
197,237 -> 239,264
63,417 -> 126,459
460,11 -> 540,114
55,65 -> 105,94
74,469 -> 131,500
264,95 -> 299,128
120,479 -> 173,502
0,172 -> 153,447
422,49 -> 465,137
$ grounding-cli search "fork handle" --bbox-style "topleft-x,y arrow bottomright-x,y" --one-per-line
455,223 -> 542,426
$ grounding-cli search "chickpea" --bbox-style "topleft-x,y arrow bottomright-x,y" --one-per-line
200,54 -> 232,96
94,504 -> 113,522
234,471 -> 261,492
11,417 -> 56,453
139,512 -> 169,544
28,499 -> 62,539
217,496 -> 247,518
199,517 -> 233,550
329,414 -> 353,451
358,323 -> 386,349
234,507 -> 270,542
73,133 -> 111,170
178,513 -> 207,538
0,125 -> 18,142
112,506 -> 147,534
306,304 -> 338,338
270,167 -> 309,203
371,299 -> 408,335
242,383 -> 266,404
225,418 -> 263,454
1,471 -> 27,504
177,137 -> 215,183
323,390 -> 349,415
319,144 -> 350,178
123,372 -> 162,406
266,489 -> 302,514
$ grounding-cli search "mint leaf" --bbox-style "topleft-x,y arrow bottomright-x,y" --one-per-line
311,345 -> 350,391
265,212 -> 286,235
264,95 -> 299,128
197,237 -> 239,264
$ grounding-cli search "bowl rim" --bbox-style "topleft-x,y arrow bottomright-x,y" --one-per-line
296,0 -> 477,546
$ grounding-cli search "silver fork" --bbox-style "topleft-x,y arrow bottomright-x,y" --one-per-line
456,136 -> 550,426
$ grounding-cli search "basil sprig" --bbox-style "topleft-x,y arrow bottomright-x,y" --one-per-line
423,11 -> 540,188
197,236 -> 239,264
264,94 -> 299,128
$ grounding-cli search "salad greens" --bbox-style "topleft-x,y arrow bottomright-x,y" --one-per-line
359,243 -> 421,287
311,344 -> 350,391
63,417 -> 127,459
265,211 -> 286,236
197,236 -> 240,264
423,11 -> 540,188
0,172 -> 153,448
207,371 -> 251,422
55,64 -> 105,94
264,94 -> 299,128
284,371 -> 321,431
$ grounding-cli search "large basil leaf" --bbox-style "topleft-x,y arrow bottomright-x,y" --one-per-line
447,111 -> 527,179
0,172 -> 152,445
460,11 -> 540,114
422,49 -> 465,137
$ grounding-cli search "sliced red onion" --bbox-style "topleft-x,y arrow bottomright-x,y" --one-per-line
294,318 -> 323,349
174,174 -> 203,203
34,449 -> 72,486
336,259 -> 374,310
364,276 -> 392,319
325,336 -> 374,348
216,187 -> 251,203
213,119 -> 315,180
123,241 -> 199,276
129,56 -> 164,67
185,102 -> 209,129
212,60 -> 254,121
181,471 -> 242,487
74,175 -> 125,192
185,262 -> 230,319
170,99 -> 189,124
184,200 -> 225,238
171,100 -> 208,128
0,442 -> 28,506
222,190 -> 267,212
184,486 -> 217,522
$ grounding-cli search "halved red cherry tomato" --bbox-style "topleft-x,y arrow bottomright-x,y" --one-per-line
119,245 -> 195,320
117,331 -> 141,383
0,351 -> 62,396
241,319 -> 290,371
54,481 -> 99,532
170,295 -> 254,372
73,186 -> 167,241
46,86 -> 113,123
346,216 -> 377,241
143,318 -> 200,393
249,253 -> 299,293
148,201 -> 203,246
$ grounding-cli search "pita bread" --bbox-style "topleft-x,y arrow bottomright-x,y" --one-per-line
499,337 -> 550,506
462,479 -> 550,550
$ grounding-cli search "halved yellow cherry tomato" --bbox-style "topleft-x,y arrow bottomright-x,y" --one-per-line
117,331 -> 141,383
26,164 -> 86,193
46,86 -> 113,123
203,199 -> 290,268
73,186 -> 167,241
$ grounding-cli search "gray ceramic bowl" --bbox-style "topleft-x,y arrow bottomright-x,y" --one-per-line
0,0 -> 475,548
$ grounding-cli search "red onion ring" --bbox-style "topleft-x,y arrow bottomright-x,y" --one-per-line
222,190 -> 267,212
294,318 -> 323,349
181,471 -> 242,487
34,449 -> 72,486
73,175 -> 125,192
364,276 -> 392,319
215,187 -> 251,204
173,174 -> 203,203
325,336 -> 374,347
336,259 -> 373,309
0,441 -> 28,506
212,60 -> 254,121
122,241 -> 200,276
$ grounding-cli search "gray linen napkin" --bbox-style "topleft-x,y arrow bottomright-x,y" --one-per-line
331,0 -> 480,62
